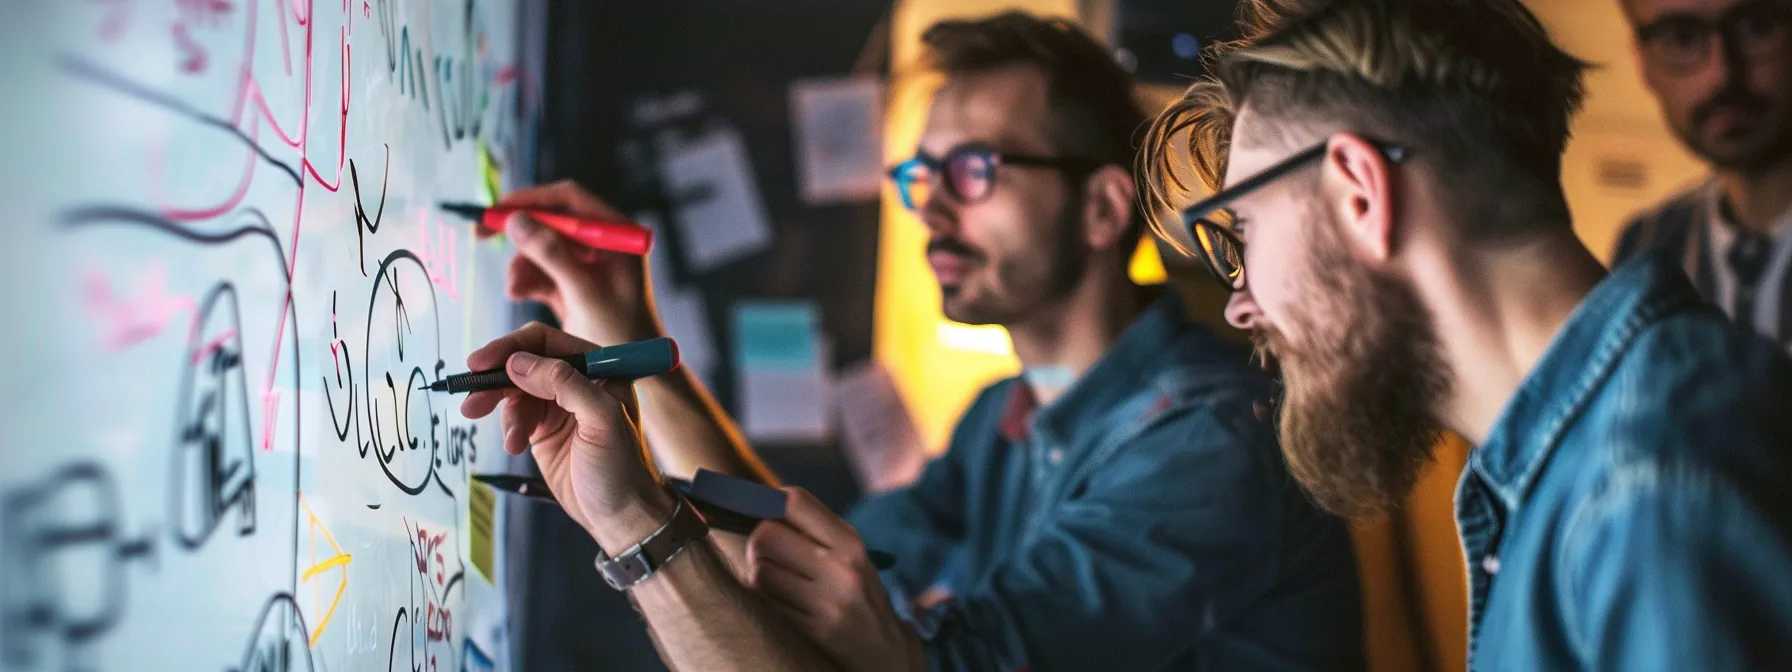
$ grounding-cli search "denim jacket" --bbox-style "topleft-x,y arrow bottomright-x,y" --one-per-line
1459,250 -> 1792,670
849,293 -> 1365,671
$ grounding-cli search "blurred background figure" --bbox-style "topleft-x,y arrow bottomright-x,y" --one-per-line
1614,0 -> 1792,351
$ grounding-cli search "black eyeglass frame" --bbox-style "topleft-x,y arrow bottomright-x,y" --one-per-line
888,143 -> 1104,211
1180,140 -> 1410,291
1632,0 -> 1792,75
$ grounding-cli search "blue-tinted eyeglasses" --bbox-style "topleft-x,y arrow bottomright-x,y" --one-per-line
888,144 -> 1101,211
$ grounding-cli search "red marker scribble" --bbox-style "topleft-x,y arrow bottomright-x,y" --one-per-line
95,0 -> 136,41
191,328 -> 241,365
415,214 -> 461,301
83,264 -> 198,351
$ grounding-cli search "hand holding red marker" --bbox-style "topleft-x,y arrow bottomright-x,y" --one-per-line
440,202 -> 653,256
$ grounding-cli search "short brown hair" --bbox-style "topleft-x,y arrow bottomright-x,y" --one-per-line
923,11 -> 1147,170
1139,0 -> 1588,250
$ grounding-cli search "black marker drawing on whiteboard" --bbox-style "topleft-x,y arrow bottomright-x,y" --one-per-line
59,57 -> 303,188
374,0 -> 502,151
170,282 -> 260,550
350,147 -> 392,276
233,593 -> 318,672
360,250 -> 474,499
0,463 -> 155,668
54,204 -> 308,654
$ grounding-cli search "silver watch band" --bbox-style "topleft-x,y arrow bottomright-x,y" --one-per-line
593,486 -> 710,591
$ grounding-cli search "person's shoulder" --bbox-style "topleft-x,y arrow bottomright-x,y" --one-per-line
1555,316 -> 1792,566
1614,183 -> 1708,261
1588,310 -> 1792,485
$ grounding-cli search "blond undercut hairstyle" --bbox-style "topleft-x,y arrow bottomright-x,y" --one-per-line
1138,0 -> 1589,253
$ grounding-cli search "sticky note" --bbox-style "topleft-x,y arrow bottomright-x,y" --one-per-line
469,480 -> 497,584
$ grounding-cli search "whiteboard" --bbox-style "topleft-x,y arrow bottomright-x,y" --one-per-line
0,1 -> 535,670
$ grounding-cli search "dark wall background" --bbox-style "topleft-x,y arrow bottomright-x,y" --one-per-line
520,2 -> 893,669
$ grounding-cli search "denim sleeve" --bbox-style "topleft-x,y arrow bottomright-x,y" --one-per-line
1562,466 -> 1792,670
906,396 -> 1321,672
848,386 -> 999,594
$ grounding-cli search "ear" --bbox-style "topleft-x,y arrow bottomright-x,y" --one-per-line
1080,164 -> 1138,252
1321,133 -> 1397,263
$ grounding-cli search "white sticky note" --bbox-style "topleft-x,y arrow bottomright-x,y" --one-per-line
791,76 -> 885,204
833,361 -> 927,493
659,127 -> 774,270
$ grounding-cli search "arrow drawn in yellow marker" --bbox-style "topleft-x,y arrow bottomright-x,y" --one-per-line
300,496 -> 352,647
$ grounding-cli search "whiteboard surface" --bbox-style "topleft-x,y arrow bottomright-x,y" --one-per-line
0,1 -> 531,670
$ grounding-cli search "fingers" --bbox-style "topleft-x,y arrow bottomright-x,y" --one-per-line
466,322 -> 598,371
460,388 -> 505,419
506,254 -> 555,303
748,520 -> 826,582
750,559 -> 819,620
500,392 -> 550,455
507,214 -> 590,284
783,487 -> 864,552
504,351 -> 620,431
496,180 -> 624,218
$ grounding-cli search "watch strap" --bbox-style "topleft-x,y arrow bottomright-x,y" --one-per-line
594,487 -> 710,591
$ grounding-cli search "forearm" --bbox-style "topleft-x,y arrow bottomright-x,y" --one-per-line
637,368 -> 778,485
633,539 -> 838,671
589,489 -> 836,671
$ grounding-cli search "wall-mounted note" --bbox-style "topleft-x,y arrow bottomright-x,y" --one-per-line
733,301 -> 832,443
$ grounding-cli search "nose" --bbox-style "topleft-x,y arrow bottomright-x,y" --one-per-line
919,192 -> 959,238
1225,288 -> 1263,331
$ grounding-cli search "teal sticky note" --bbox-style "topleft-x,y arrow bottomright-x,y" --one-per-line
733,301 -> 821,372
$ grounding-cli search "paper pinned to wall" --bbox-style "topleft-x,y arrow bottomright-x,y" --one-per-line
659,126 -> 774,271
733,301 -> 832,443
791,76 -> 885,204
833,361 -> 928,493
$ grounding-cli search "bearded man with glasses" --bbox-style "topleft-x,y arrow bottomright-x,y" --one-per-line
1143,0 -> 1792,668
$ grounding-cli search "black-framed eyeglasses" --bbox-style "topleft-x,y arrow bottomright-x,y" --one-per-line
1178,141 -> 1410,291
888,144 -> 1102,212
1634,0 -> 1790,76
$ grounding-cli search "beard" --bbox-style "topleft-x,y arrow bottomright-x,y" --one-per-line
935,191 -> 1089,325
1255,214 -> 1451,518
1677,85 -> 1792,173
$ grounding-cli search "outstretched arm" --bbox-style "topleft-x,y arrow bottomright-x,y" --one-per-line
461,323 -> 835,671
494,180 -> 777,486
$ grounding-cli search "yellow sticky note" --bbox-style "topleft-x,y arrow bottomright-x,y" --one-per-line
469,481 -> 497,584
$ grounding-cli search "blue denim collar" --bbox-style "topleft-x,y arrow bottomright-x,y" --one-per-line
1469,250 -> 1705,510
1027,291 -> 1189,449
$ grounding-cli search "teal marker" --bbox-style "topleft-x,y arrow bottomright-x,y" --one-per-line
421,337 -> 679,394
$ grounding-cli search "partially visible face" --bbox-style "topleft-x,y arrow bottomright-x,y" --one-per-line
915,66 -> 1087,326
1628,0 -> 1792,171
1221,108 -> 1448,517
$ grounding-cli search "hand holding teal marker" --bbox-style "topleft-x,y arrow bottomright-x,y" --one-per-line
421,337 -> 679,394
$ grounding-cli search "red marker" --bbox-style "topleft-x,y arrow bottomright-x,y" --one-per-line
440,202 -> 653,256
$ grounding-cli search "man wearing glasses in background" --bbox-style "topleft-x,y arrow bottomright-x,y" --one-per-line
1615,0 -> 1792,351
1142,0 -> 1792,668
476,11 -> 1364,671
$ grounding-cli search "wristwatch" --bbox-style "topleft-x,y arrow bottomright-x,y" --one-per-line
593,486 -> 710,591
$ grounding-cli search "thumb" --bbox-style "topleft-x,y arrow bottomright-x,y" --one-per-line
508,214 -> 593,291
506,351 -> 617,430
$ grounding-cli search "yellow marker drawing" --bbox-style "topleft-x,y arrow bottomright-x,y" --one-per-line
299,496 -> 352,647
